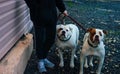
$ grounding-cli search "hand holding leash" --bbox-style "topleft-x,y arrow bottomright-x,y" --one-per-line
58,10 -> 68,25
58,12 -> 87,32
63,10 -> 68,16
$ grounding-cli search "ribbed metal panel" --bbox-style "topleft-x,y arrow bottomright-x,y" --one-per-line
0,0 -> 33,60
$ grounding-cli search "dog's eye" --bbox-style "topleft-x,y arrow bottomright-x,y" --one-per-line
66,29 -> 68,31
59,28 -> 63,30
58,28 -> 63,33
91,32 -> 95,35
99,32 -> 102,36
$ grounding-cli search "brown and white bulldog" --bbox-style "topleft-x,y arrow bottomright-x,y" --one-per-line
55,24 -> 79,68
79,28 -> 107,74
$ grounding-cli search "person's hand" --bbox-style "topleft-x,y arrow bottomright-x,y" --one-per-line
63,10 -> 68,16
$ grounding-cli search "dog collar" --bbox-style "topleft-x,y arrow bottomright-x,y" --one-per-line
57,34 -> 71,42
87,40 -> 98,48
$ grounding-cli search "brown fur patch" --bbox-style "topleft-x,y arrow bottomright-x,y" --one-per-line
87,28 -> 96,42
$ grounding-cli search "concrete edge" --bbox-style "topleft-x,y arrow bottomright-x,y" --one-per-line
0,33 -> 33,74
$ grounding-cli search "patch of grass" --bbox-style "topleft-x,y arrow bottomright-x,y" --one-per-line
66,1 -> 74,7
109,30 -> 120,35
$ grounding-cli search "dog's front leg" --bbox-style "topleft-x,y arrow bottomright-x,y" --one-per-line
70,48 -> 76,68
96,55 -> 104,74
89,56 -> 93,67
79,53 -> 85,74
84,57 -> 88,68
58,49 -> 64,67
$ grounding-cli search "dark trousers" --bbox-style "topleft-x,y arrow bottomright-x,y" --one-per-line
34,22 -> 56,59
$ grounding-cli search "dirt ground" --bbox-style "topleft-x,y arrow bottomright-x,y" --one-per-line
24,1 -> 120,74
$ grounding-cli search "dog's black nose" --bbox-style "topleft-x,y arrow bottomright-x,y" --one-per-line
62,31 -> 65,34
95,35 -> 99,39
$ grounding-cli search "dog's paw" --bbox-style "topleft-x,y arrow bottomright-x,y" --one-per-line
70,63 -> 74,68
89,63 -> 93,67
96,70 -> 101,74
59,63 -> 64,67
96,72 -> 100,74
84,64 -> 88,68
79,71 -> 83,74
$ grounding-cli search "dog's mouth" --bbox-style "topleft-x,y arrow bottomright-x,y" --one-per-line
88,38 -> 100,48
60,34 -> 66,38
93,40 -> 99,44
59,31 -> 67,38
57,32 -> 71,41
93,36 -> 100,44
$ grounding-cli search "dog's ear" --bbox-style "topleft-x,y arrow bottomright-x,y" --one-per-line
103,30 -> 107,35
87,28 -> 93,32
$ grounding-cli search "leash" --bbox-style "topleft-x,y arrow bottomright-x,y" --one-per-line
66,15 -> 87,32
57,13 -> 87,32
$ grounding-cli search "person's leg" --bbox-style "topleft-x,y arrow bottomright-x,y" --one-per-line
43,23 -> 56,68
34,25 -> 56,59
34,26 -> 47,59
34,23 -> 56,73
44,25 -> 56,55
34,26 -> 47,73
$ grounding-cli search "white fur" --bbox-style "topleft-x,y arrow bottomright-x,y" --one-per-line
79,29 -> 106,74
55,24 -> 79,68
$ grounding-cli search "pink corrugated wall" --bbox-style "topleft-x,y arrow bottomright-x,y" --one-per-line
0,0 -> 33,60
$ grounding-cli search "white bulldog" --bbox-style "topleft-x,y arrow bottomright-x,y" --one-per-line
55,24 -> 79,68
79,28 -> 107,74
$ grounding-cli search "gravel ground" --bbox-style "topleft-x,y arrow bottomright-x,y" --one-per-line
24,1 -> 120,74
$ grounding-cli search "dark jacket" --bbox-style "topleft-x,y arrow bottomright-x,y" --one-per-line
24,0 -> 66,26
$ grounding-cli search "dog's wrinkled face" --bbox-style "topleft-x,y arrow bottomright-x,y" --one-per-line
57,25 -> 72,41
87,28 -> 107,45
